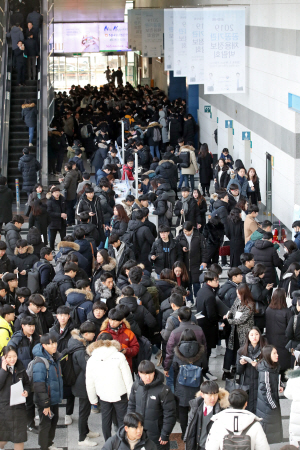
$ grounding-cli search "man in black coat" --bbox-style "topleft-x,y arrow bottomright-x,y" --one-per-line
196,271 -> 220,379
14,40 -> 26,85
46,186 -> 67,250
108,234 -> 135,278
59,162 -> 80,226
14,294 -> 54,334
169,114 -> 183,147
155,156 -> 178,191
174,188 -> 201,227
141,208 -> 157,239
127,361 -> 176,450
150,225 -> 182,275
183,115 -> 195,144
0,176 -> 13,232
128,266 -> 156,316
251,231 -> 283,286
52,262 -> 77,304
176,221 -> 208,301
4,215 -> 24,257
10,239 -> 39,288
211,192 -> 230,226
124,210 -> 155,272
0,241 -> 12,274
118,286 -> 156,334
18,147 -> 41,195
24,33 -> 38,80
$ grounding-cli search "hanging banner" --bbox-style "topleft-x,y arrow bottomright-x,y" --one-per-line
186,8 -> 204,85
173,8 -> 187,77
164,9 -> 174,71
128,9 -> 133,49
141,9 -> 164,57
129,9 -> 142,51
204,8 -> 245,94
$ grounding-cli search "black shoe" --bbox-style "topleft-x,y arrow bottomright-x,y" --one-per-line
27,425 -> 39,434
222,371 -> 234,380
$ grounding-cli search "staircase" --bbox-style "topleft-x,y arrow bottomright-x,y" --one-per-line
7,71 -> 38,202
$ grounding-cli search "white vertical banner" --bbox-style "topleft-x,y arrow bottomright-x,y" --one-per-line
164,9 -> 174,71
141,9 -> 164,57
128,9 -> 133,49
186,8 -> 204,85
130,9 -> 142,51
173,8 -> 187,77
204,8 -> 245,94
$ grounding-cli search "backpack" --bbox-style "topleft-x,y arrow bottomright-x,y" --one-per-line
132,335 -> 153,373
69,301 -> 86,328
27,262 -> 48,294
153,127 -> 161,143
211,205 -> 226,219
54,251 -> 75,274
178,363 -> 202,387
26,356 -> 50,387
244,239 -> 255,253
120,230 -> 140,258
123,117 -> 130,131
179,151 -> 191,169
81,124 -> 92,139
223,419 -> 257,450
146,286 -> 160,311
59,349 -> 78,387
43,280 -> 64,313
165,200 -> 173,220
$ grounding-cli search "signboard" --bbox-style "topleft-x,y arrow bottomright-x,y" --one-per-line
164,9 -> 174,71
186,8 -> 204,85
63,23 -> 100,52
225,120 -> 233,128
204,105 -> 211,113
99,23 -> 129,51
128,9 -> 142,51
173,8 -> 187,77
242,131 -> 251,140
141,9 -> 164,57
204,8 -> 245,94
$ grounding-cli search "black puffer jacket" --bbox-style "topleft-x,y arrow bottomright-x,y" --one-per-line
173,341 -> 207,407
202,220 -> 224,248
286,313 -> 300,349
91,145 -> 108,171
150,236 -> 182,275
196,283 -> 219,349
217,280 -> 238,308
73,222 -> 100,247
183,119 -> 195,144
174,197 -> 201,227
256,359 -> 283,444
124,220 -> 155,271
102,426 -> 157,450
0,185 -> 13,223
211,199 -> 229,226
280,272 -> 299,297
0,358 -> 30,444
117,295 -> 156,332
52,272 -> 76,304
97,188 -> 114,223
111,218 -> 128,238
169,117 -> 182,146
4,222 -> 22,256
21,103 -> 37,127
8,329 -> 40,369
68,329 -> 90,398
155,279 -> 177,301
160,298 -> 172,329
155,160 -> 178,190
245,272 -> 270,330
153,193 -> 172,227
10,245 -> 39,287
130,283 -> 156,316
176,229 -> 208,283
76,194 -> 104,238
47,192 -> 66,230
0,253 -> 12,274
236,343 -> 262,413
26,226 -> 44,256
127,369 -> 176,442
251,239 -> 283,286
265,306 -> 293,371
18,153 -> 41,193
282,249 -> 300,274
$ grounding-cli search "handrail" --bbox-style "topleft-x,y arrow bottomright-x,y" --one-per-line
0,0 -> 12,177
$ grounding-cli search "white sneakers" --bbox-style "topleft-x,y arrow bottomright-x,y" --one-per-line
29,143 -> 33,147
65,415 -> 73,425
78,437 -> 98,447
87,432 -> 100,438
48,446 -> 63,450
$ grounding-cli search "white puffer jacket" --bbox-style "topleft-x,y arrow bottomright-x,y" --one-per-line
284,367 -> 300,445
86,339 -> 133,403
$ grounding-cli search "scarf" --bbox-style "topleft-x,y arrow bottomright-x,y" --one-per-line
182,193 -> 191,216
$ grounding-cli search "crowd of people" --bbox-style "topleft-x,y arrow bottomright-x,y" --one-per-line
0,69 -> 300,450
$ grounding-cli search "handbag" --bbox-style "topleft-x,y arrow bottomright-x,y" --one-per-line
176,214 -> 184,237
178,364 -> 202,388
219,245 -> 230,256
225,374 -> 249,393
24,203 -> 31,217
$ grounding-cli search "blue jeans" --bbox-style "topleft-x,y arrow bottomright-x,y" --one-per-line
150,145 -> 160,159
186,282 -> 201,301
178,173 -> 194,190
166,365 -> 174,393
29,126 -> 35,144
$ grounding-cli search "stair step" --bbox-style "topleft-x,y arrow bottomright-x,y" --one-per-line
9,131 -> 29,138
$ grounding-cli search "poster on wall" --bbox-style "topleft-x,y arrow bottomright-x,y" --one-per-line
186,8 -> 204,85
164,9 -> 174,71
141,9 -> 164,57
173,8 -> 187,77
99,22 -> 129,51
129,9 -> 142,51
62,23 -> 100,52
203,7 -> 245,94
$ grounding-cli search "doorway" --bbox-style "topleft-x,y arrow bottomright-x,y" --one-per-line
266,153 -> 272,218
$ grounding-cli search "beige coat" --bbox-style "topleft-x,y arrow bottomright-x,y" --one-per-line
244,214 -> 259,243
180,146 -> 198,175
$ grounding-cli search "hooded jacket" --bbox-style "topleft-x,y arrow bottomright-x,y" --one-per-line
102,426 -> 157,450
124,219 -> 155,271
86,339 -> 133,403
117,295 -> 156,332
4,222 -> 21,256
18,153 -> 41,193
67,329 -> 90,398
206,408 -> 269,450
150,236 -> 182,274
66,288 -> 93,324
251,239 -> 283,286
7,26 -> 24,50
0,185 -> 13,223
127,369 -> 176,442
280,272 -> 299,297
55,240 -> 89,273
10,245 -> 39,287
94,280 -> 121,311
146,122 -> 162,146
21,103 -> 37,127
155,160 -> 178,190
99,318 -> 139,371
46,192 -> 66,230
73,222 -> 101,247
284,367 -> 300,445
282,249 -> 300,275
8,329 -> 40,369
91,257 -> 117,293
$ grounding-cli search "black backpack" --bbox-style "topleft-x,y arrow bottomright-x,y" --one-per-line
132,335 -> 152,373
223,419 -> 256,450
59,348 -> 79,387
27,261 -> 49,294
121,230 -> 140,258
69,301 -> 86,329
43,280 -> 65,313
179,151 -> 191,168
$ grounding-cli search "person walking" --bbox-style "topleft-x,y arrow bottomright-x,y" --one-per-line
28,199 -> 50,245
178,145 -> 198,191
0,176 -> 14,233
24,33 -> 38,80
14,40 -> 26,86
18,148 -> 41,196
46,186 -> 67,250
225,207 -> 245,267
198,143 -> 213,197
21,100 -> 37,147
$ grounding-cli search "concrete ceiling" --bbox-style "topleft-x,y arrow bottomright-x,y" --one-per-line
54,0 -> 126,23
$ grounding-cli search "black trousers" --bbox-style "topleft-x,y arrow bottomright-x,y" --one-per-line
26,391 -> 36,427
178,405 -> 189,438
55,151 -> 65,173
100,394 -> 128,441
49,226 -> 67,250
78,397 -> 91,442
66,199 -> 76,225
201,183 -> 210,196
16,62 -> 26,84
66,393 -> 75,415
38,404 -> 59,450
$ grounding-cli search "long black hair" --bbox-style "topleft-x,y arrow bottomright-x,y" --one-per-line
229,207 -> 242,223
240,326 -> 266,359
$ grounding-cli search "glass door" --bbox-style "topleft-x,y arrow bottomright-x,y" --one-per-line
266,153 -> 272,218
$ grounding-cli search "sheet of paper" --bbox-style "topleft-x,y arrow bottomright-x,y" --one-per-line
195,312 -> 205,319
10,380 -> 26,406
295,350 -> 300,362
235,311 -> 243,319
241,355 -> 253,364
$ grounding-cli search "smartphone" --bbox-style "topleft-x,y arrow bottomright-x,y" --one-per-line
48,411 -> 54,420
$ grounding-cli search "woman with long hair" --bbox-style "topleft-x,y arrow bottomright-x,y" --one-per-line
28,183 -> 47,207
236,326 -> 267,413
256,345 -> 283,444
280,262 -> 300,299
155,268 -> 177,301
213,158 -> 230,191
236,198 -> 248,221
225,207 -> 244,267
28,199 -> 50,245
91,249 -> 116,294
173,329 -> 207,438
247,167 -> 261,205
282,240 -> 300,274
107,204 -> 129,238
265,288 -> 293,375
246,263 -> 273,331
197,143 -> 213,197
192,189 -> 207,228
172,261 -> 189,289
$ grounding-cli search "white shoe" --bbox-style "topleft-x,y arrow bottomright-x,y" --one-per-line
49,447 -> 63,450
78,437 -> 98,447
65,415 -> 73,425
87,431 -> 100,438
210,349 -> 217,358
216,345 -> 226,356
204,372 -> 218,381
29,143 -> 33,147
186,300 -> 194,308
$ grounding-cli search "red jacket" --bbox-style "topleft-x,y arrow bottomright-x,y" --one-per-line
99,318 -> 139,371
122,164 -> 134,181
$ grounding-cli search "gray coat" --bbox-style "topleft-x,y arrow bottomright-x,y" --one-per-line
7,26 -> 24,50
159,110 -> 169,143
